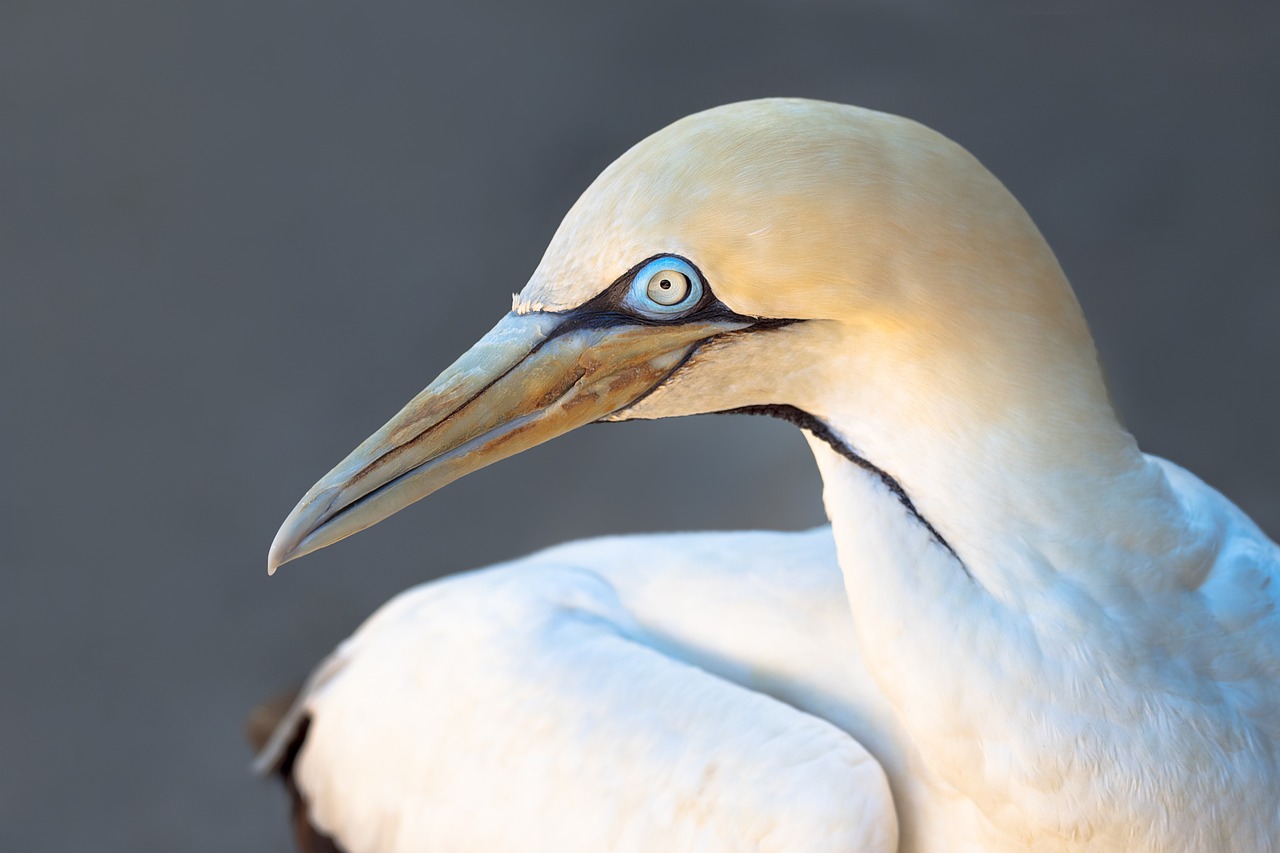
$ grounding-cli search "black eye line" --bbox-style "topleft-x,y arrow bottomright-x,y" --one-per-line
533,253 -> 802,344
554,253 -> 712,330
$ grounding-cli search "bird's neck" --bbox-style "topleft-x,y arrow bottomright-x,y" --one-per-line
797,300 -> 1199,597
802,325 -> 1215,842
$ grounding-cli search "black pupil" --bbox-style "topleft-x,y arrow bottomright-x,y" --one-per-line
659,279 -> 671,289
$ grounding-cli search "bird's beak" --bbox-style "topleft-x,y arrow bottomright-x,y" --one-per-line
267,310 -> 750,573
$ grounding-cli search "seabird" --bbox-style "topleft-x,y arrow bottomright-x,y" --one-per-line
256,99 -> 1280,852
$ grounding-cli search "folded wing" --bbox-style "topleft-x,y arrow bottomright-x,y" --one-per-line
258,529 -> 898,853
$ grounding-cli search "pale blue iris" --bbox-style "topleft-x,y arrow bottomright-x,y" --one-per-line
624,256 -> 703,317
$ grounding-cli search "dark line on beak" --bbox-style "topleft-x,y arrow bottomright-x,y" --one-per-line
592,317 -> 804,418
341,334 -> 542,497
341,310 -> 798,533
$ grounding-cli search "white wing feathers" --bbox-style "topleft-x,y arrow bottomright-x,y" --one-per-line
260,530 -> 897,853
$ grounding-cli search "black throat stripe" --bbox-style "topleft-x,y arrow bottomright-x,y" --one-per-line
716,404 -> 971,580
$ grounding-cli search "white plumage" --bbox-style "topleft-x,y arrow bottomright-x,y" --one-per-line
261,99 -> 1280,852
264,529 -> 896,851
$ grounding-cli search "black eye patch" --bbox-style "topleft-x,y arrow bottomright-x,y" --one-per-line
543,253 -> 799,338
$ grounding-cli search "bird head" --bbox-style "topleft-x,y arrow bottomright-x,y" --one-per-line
268,98 -> 1121,574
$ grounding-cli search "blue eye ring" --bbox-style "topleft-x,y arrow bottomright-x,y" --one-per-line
623,256 -> 704,317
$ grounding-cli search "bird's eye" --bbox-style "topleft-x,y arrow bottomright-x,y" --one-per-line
625,256 -> 704,317
646,270 -> 690,305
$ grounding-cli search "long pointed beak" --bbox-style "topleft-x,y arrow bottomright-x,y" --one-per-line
267,310 -> 749,573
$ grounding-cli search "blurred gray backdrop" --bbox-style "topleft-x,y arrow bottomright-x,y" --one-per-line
4,3 -> 1278,851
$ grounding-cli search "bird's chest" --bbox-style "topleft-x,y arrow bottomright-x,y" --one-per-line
907,612 -> 1279,853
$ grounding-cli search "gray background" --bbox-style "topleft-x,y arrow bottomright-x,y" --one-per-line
4,4 -> 1278,851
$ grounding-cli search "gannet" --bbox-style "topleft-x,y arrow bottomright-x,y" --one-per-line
257,99 -> 1280,853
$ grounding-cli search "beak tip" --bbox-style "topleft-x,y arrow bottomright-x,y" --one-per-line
269,478 -> 343,575
266,543 -> 288,576
267,517 -> 306,576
